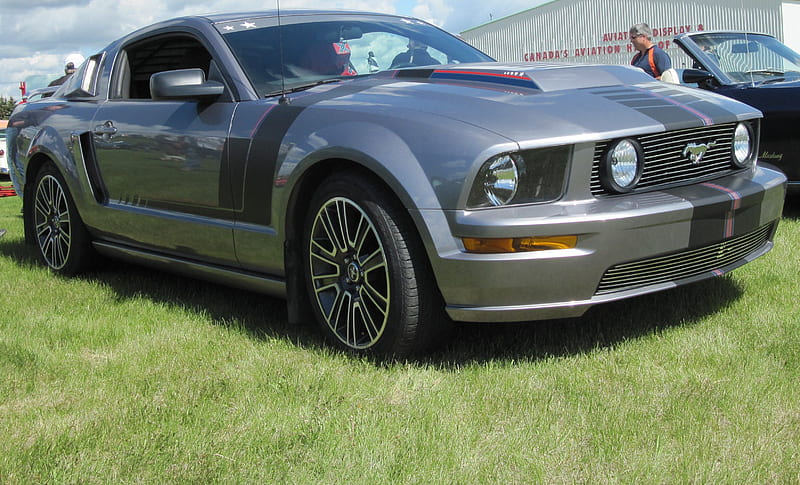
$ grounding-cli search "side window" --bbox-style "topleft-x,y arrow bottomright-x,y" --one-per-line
80,54 -> 104,95
59,53 -> 104,98
114,36 -> 215,99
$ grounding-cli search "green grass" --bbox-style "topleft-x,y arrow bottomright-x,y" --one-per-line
0,193 -> 798,484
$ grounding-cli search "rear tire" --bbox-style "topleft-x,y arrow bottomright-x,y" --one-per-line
31,163 -> 94,275
302,171 -> 448,357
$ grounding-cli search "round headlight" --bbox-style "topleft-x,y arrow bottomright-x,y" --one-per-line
482,154 -> 520,206
732,122 -> 754,168
602,139 -> 643,193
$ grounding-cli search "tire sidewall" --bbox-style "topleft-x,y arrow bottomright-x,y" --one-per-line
302,174 -> 418,355
31,163 -> 92,275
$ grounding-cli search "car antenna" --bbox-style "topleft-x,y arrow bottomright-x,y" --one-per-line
276,0 -> 290,104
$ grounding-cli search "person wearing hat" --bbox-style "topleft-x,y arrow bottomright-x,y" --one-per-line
49,53 -> 85,87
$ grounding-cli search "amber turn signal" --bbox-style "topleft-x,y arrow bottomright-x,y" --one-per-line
463,235 -> 577,253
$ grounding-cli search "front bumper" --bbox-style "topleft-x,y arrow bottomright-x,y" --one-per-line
422,165 -> 787,323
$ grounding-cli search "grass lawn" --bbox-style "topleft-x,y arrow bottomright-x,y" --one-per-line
0,193 -> 798,484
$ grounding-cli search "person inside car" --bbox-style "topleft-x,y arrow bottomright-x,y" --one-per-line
391,39 -> 440,68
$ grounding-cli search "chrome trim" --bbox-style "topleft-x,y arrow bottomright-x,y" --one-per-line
592,123 -> 743,195
596,223 -> 773,294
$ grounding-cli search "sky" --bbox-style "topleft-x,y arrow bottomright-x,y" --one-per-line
0,0 -> 548,100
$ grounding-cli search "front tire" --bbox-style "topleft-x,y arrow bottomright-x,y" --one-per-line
303,171 -> 446,356
31,163 -> 93,275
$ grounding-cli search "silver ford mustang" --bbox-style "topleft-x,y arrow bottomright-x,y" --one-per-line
6,11 -> 787,355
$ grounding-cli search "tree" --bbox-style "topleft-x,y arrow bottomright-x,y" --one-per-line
0,96 -> 17,120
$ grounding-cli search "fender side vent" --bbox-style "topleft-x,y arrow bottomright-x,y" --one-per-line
77,132 -> 108,204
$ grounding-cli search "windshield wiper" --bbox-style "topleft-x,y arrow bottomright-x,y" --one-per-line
744,68 -> 785,76
263,78 -> 344,98
287,78 -> 342,93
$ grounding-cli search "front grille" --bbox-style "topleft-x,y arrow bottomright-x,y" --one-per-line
595,223 -> 773,295
591,122 -> 745,196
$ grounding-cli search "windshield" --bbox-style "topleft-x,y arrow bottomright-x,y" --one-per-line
689,32 -> 800,83
217,14 -> 494,97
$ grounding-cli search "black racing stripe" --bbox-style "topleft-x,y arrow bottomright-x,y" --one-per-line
671,177 -> 766,247
634,107 -> 707,128
663,93 -> 740,123
238,104 -> 305,226
237,82 -> 383,226
586,85 -> 748,130
225,137 -> 249,211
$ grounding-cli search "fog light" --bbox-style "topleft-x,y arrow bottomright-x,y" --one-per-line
601,138 -> 643,193
732,122 -> 754,168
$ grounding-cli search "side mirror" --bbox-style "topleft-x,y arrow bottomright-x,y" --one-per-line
682,68 -> 715,84
150,68 -> 224,100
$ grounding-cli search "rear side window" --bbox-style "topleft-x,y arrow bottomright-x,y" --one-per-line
80,55 -> 103,94
59,53 -> 105,98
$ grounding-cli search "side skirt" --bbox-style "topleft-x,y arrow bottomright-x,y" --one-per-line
92,241 -> 287,298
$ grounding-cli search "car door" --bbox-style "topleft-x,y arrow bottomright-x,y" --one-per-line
90,35 -> 238,266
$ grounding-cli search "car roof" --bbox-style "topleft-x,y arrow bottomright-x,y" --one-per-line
194,9 -> 404,24
113,9 -> 412,45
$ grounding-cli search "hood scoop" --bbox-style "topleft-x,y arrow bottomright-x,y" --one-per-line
391,63 -> 657,93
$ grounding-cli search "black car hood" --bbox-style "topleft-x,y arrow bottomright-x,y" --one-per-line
714,79 -> 800,116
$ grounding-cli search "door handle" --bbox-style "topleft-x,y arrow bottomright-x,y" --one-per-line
94,121 -> 118,136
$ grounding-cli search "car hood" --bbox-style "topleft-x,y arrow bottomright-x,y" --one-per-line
703,78 -> 800,118
307,62 -> 762,147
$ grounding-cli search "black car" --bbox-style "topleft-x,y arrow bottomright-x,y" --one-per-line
675,31 -> 800,190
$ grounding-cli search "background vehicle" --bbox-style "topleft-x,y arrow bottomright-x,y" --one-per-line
6,11 -> 787,356
0,120 -> 8,176
676,31 -> 800,190
19,86 -> 59,104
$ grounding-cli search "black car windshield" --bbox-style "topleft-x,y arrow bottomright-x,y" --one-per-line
690,32 -> 800,83
216,14 -> 494,97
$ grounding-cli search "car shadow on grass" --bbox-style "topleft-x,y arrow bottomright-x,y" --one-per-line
79,258 -> 330,350
0,237 -> 328,351
84,255 -> 744,365
425,276 -> 743,366
1,236 -> 746,365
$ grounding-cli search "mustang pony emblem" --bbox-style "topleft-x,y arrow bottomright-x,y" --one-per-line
683,141 -> 718,164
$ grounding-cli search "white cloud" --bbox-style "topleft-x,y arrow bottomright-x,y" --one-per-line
0,0 -> 547,99
412,0 -> 453,27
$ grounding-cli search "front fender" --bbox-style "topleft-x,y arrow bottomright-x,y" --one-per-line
277,109 -> 515,215
275,111 -> 516,276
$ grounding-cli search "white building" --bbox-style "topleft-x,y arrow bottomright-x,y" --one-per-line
461,0 -> 800,69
